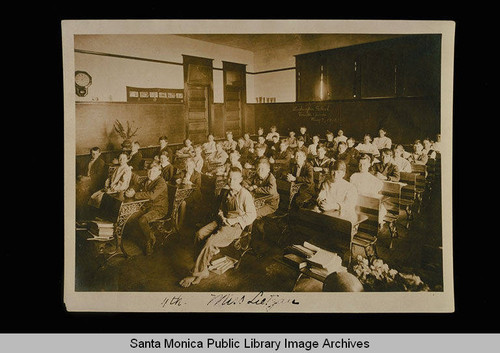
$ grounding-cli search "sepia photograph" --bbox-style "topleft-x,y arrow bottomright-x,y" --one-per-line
63,19 -> 454,313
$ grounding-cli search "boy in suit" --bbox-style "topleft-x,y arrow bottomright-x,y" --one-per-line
125,163 -> 169,255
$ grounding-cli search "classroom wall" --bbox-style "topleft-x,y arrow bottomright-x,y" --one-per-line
75,102 -> 185,155
74,34 -> 255,103
249,98 -> 440,144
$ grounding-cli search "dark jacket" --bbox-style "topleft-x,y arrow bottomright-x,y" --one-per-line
79,155 -> 106,191
135,176 -> 169,216
156,146 -> 174,163
161,163 -> 176,183
286,162 -> 315,191
370,162 -> 401,182
128,151 -> 143,171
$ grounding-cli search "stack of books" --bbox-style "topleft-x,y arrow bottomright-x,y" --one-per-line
87,220 -> 115,240
283,241 -> 346,279
208,256 -> 238,275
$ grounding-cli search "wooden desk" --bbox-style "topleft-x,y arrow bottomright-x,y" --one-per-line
379,180 -> 407,241
166,182 -> 197,232
97,192 -> 149,260
294,207 -> 368,261
201,173 -> 227,197
252,192 -> 280,216
276,179 -> 303,211
313,171 -> 327,190
399,172 -> 418,228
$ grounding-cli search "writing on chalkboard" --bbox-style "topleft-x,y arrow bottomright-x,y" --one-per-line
292,104 -> 340,126
293,104 -> 330,118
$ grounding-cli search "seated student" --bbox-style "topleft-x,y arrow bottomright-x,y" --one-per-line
224,150 -> 243,177
222,131 -> 237,153
265,125 -> 280,142
158,152 -> 176,183
176,138 -> 195,159
373,127 -> 392,151
154,136 -> 173,163
77,146 -> 107,194
370,148 -> 400,182
267,134 -> 281,159
325,131 -> 337,158
76,146 -> 107,220
88,151 -> 132,208
344,138 -> 361,177
315,160 -> 358,214
272,139 -> 292,167
235,137 -> 250,165
244,144 -> 268,170
254,134 -> 267,152
333,129 -> 348,146
349,156 -> 384,196
242,159 -> 280,219
192,145 -> 204,174
284,150 -> 315,208
392,144 -> 413,173
125,163 -> 168,255
295,136 -> 308,157
127,141 -> 143,171
297,125 -> 311,146
207,142 -> 229,174
350,156 -> 387,224
243,133 -> 255,152
355,134 -> 380,158
432,133 -> 441,153
312,144 -> 333,173
422,138 -> 437,160
179,167 -> 257,288
408,140 -> 429,165
307,135 -> 320,159
256,127 -> 265,140
176,158 -> 202,189
287,130 -> 298,151
202,134 -> 217,159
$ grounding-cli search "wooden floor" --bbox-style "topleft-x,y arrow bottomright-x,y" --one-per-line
75,184 -> 443,293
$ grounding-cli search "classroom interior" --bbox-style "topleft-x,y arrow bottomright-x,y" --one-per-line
73,33 -> 443,293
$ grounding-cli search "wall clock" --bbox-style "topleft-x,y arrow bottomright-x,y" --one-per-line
75,71 -> 92,97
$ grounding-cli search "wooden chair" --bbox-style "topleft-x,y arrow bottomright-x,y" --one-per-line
351,194 -> 382,264
150,183 -> 196,245
399,172 -> 418,229
266,180 -> 303,245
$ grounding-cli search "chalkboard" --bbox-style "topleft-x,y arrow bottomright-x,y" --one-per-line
253,98 -> 440,144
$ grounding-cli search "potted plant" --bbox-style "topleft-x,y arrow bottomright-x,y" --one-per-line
113,119 -> 139,151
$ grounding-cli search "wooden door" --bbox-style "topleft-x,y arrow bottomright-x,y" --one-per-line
186,84 -> 209,143
223,62 -> 246,137
183,55 -> 214,144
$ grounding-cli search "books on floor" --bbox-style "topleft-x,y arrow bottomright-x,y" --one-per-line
209,256 -> 238,275
283,241 -> 346,278
87,220 -> 115,239
283,253 -> 308,270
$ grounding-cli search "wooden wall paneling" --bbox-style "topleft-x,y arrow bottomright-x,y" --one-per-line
325,48 -> 359,100
400,35 -> 442,98
359,44 -> 399,98
75,102 -> 186,155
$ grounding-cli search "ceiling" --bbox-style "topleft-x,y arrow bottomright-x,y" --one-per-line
176,33 -> 404,53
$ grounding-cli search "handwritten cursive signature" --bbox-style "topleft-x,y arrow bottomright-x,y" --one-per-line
207,291 -> 300,311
